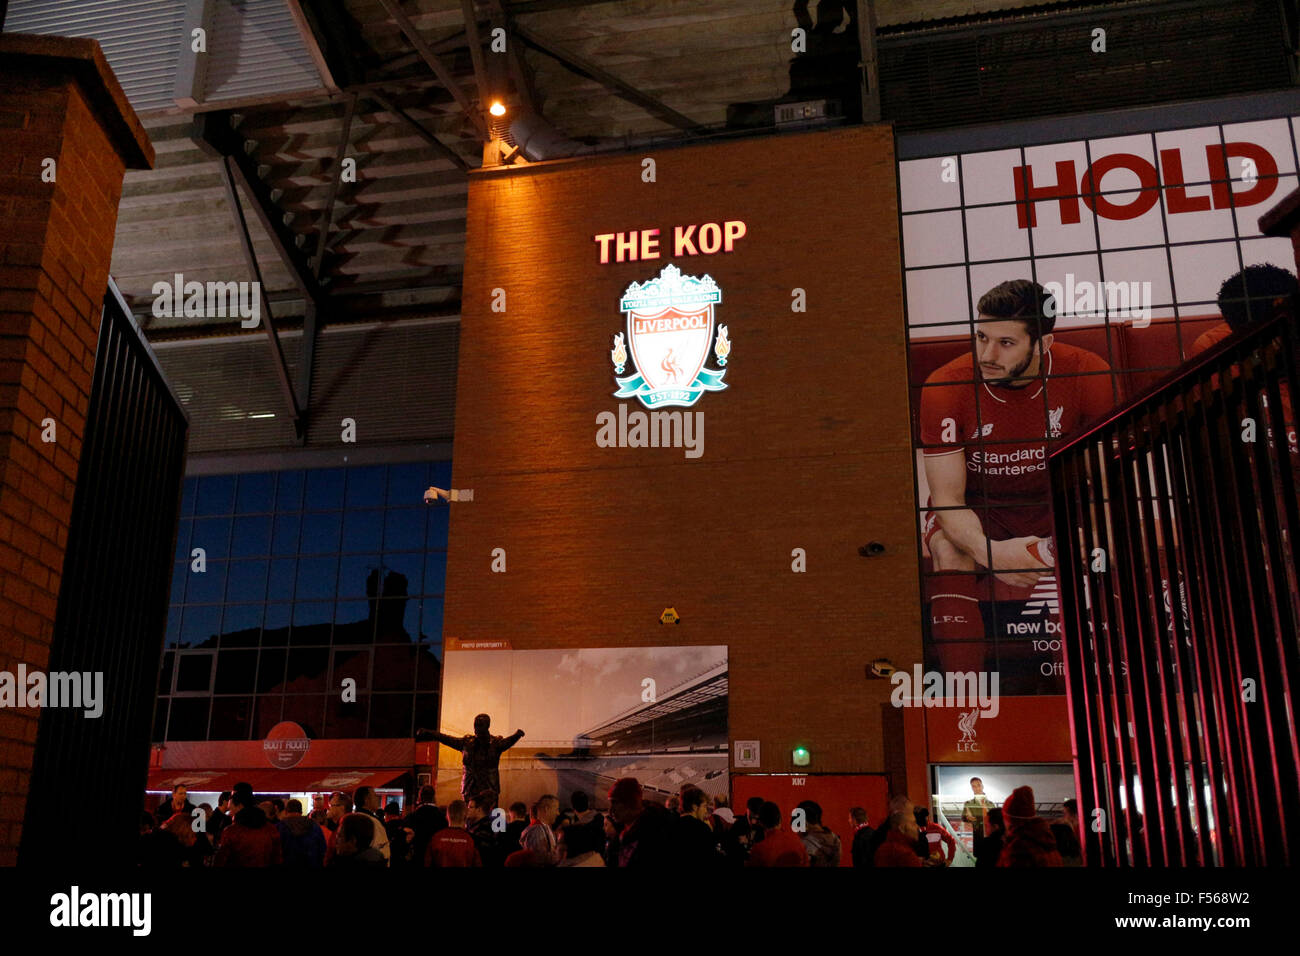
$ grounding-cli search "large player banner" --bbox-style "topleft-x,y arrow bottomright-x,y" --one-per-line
899,115 -> 1300,694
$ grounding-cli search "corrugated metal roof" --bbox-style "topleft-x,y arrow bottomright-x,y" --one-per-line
205,0 -> 324,102
7,0 -> 188,112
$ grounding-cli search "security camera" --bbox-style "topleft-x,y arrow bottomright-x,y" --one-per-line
424,486 -> 450,505
859,542 -> 886,557
868,659 -> 896,679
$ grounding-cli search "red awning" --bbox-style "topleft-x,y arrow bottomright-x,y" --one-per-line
145,767 -> 409,794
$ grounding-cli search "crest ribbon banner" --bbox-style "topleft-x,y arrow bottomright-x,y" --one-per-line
613,366 -> 727,408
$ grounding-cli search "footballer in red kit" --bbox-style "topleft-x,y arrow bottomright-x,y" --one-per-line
919,279 -> 1113,676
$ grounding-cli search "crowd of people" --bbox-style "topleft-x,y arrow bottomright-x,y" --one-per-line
139,777 -> 1083,868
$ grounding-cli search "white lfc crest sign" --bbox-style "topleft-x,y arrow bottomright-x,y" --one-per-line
609,263 -> 731,409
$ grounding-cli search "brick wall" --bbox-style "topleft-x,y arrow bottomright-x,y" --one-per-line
446,125 -> 921,779
0,35 -> 152,864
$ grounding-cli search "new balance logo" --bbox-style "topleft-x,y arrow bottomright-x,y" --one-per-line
1021,575 -> 1060,617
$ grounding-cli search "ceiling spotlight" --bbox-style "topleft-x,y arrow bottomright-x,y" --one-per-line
489,101 -> 507,117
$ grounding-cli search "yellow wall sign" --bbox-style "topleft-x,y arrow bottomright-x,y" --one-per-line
660,607 -> 680,625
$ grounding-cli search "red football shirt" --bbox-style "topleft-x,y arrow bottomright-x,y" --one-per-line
426,828 -> 482,867
920,343 -> 1113,539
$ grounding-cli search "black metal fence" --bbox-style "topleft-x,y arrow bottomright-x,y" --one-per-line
19,280 -> 187,865
1050,305 -> 1300,866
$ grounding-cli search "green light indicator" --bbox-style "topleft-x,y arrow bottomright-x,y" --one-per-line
793,747 -> 810,767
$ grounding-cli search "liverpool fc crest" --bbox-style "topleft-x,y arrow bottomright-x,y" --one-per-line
610,263 -> 730,409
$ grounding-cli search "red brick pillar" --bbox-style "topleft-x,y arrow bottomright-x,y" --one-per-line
0,34 -> 152,864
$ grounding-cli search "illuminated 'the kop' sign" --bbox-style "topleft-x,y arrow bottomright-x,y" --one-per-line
595,221 -> 745,411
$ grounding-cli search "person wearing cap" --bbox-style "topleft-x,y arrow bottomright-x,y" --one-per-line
608,777 -> 675,867
416,713 -> 524,802
997,785 -> 1062,867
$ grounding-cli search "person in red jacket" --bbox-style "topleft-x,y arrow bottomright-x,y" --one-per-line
425,800 -> 482,867
213,789 -> 283,867
745,801 -> 808,867
914,806 -> 956,866
997,785 -> 1062,868
874,810 -> 924,867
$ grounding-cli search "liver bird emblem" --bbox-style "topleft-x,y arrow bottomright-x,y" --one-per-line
958,708 -> 979,742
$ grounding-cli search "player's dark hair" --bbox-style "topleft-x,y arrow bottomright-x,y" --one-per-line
850,807 -> 868,825
978,279 -> 1056,343
1217,263 -> 1298,332
758,801 -> 782,829
570,790 -> 589,812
